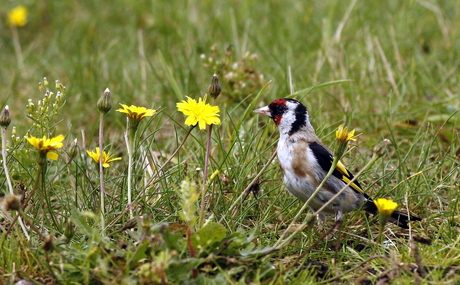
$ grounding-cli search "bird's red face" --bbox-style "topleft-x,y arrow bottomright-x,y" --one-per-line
253,98 -> 290,125
254,98 -> 308,135
268,99 -> 289,125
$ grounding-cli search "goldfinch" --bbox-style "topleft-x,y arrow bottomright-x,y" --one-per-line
254,98 -> 421,228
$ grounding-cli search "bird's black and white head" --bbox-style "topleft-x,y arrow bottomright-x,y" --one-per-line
253,98 -> 314,137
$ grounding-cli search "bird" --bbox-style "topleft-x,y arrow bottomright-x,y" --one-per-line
253,98 -> 421,229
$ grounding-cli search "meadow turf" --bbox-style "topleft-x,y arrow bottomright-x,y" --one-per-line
1,0 -> 459,284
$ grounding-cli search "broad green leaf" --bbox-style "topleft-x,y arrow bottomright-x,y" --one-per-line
70,209 -> 94,236
193,222 -> 227,248
127,240 -> 150,269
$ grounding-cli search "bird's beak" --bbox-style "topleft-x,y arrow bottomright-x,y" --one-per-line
253,106 -> 271,117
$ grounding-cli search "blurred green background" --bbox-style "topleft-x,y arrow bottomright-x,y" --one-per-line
2,0 -> 458,140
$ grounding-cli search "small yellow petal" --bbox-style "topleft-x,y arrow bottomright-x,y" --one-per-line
184,116 -> 198,127
47,152 -> 59,160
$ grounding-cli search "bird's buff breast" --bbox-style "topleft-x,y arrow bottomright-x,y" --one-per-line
276,139 -> 326,210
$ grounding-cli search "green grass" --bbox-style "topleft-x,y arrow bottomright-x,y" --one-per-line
1,0 -> 460,284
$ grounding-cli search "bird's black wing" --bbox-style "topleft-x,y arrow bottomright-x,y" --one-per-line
309,142 -> 369,198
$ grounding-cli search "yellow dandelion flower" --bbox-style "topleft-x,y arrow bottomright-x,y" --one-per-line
116,104 -> 156,121
176,96 -> 220,130
374,198 -> 398,217
8,6 -> 28,27
86,147 -> 121,168
27,134 -> 65,160
335,124 -> 359,143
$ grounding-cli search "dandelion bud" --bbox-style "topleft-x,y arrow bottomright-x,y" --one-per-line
208,74 -> 221,99
122,218 -> 137,231
68,138 -> 79,159
2,194 -> 21,211
0,105 -> 11,127
97,88 -> 112,114
64,218 -> 75,241
43,77 -> 49,86
373,139 -> 391,157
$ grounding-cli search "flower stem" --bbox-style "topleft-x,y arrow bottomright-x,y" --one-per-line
1,129 -> 14,195
98,113 -> 106,232
2,127 -> 29,239
126,118 -> 139,219
41,161 -> 59,229
377,224 -> 384,244
10,25 -> 24,70
199,124 -> 213,228
186,225 -> 197,279
125,125 -> 134,219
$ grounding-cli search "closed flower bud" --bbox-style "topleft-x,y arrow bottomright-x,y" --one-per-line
373,139 -> 391,157
0,105 -> 11,127
122,218 -> 137,231
56,92 -> 62,104
68,138 -> 79,159
43,77 -> 49,86
97,88 -> 112,114
3,194 -> 21,211
38,82 -> 44,91
26,99 -> 35,114
208,74 -> 221,99
64,218 -> 75,241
